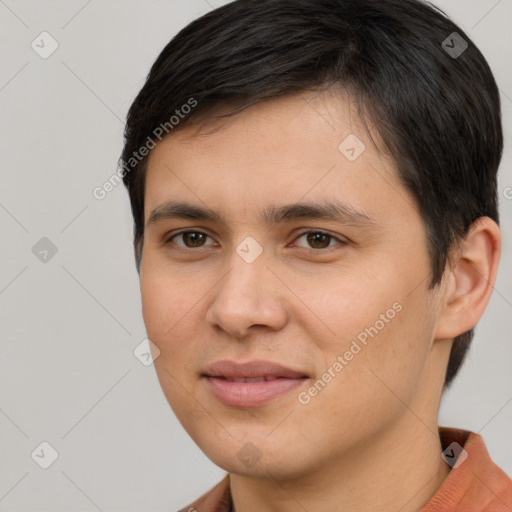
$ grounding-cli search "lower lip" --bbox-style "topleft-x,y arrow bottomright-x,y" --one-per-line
204,376 -> 308,407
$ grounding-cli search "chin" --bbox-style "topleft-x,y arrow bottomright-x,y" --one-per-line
195,434 -> 312,481
209,453 -> 304,480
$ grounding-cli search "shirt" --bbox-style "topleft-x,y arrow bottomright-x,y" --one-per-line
178,427 -> 512,512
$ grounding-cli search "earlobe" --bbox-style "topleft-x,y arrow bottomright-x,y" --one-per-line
435,217 -> 501,340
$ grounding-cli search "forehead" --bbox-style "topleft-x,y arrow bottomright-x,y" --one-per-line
143,91 -> 416,225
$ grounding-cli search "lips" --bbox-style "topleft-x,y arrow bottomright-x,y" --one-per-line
220,376 -> 281,382
202,360 -> 309,407
203,360 -> 309,380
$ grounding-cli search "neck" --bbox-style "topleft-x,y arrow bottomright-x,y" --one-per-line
230,415 -> 451,512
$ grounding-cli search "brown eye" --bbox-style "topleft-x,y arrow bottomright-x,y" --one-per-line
306,232 -> 331,249
293,230 -> 346,250
169,231 -> 213,248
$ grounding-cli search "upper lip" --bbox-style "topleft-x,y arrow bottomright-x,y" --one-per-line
203,360 -> 309,379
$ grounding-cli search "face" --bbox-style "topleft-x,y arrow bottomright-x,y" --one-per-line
140,91 -> 444,479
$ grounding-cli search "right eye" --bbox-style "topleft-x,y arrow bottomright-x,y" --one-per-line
166,230 -> 217,249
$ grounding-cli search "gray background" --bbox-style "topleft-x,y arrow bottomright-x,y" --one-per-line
0,0 -> 511,510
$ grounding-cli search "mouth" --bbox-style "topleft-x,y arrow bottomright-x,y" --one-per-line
213,376 -> 287,382
202,360 -> 310,407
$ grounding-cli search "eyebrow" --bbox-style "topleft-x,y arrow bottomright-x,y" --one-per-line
146,199 -> 377,229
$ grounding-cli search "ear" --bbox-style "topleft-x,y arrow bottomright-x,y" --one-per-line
435,217 -> 501,339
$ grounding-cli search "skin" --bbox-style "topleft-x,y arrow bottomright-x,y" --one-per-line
139,90 -> 501,511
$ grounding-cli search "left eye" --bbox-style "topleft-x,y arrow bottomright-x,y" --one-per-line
292,231 -> 346,250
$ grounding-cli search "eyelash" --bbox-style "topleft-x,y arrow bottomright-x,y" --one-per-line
165,229 -> 347,251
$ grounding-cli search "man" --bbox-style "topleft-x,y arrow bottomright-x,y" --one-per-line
120,0 -> 512,509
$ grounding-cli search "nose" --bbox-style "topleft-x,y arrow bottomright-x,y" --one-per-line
205,249 -> 288,338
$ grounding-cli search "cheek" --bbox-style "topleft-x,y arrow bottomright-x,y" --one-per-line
140,270 -> 204,422
307,269 -> 398,346
140,261 -> 193,338
310,267 -> 434,398
294,314 -> 427,450
141,277 -> 170,341
140,269 -> 199,384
